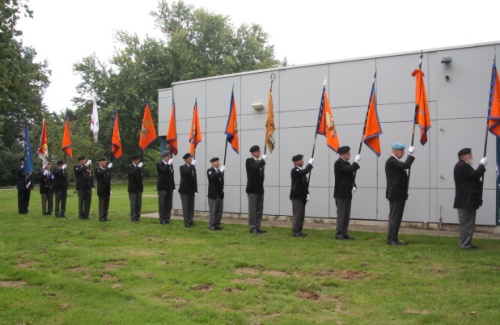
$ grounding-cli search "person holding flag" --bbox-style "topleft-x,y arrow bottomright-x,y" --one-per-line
157,150 -> 175,225
52,160 -> 68,218
207,157 -> 225,231
39,162 -> 54,216
179,153 -> 198,227
17,123 -> 35,214
95,157 -> 113,222
289,154 -> 314,237
74,155 -> 93,220
246,145 -> 267,234
128,154 -> 144,222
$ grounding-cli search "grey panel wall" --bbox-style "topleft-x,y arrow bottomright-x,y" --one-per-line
159,43 -> 499,226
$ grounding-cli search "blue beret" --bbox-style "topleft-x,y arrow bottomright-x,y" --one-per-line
392,142 -> 406,150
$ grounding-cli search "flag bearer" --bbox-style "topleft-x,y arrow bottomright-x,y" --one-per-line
39,162 -> 54,215
289,154 -> 314,237
157,150 -> 175,225
179,153 -> 198,227
207,157 -> 225,230
246,145 -> 267,234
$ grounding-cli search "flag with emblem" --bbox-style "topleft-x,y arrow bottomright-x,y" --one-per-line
412,62 -> 431,145
90,99 -> 99,142
111,110 -> 122,160
38,118 -> 49,165
166,102 -> 178,155
139,102 -> 157,151
225,90 -> 239,154
316,81 -> 339,152
62,113 -> 73,160
189,99 -> 202,156
363,73 -> 382,156
265,88 -> 276,153
488,60 -> 500,138
23,123 -> 34,177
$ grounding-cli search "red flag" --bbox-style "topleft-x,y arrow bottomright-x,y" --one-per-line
111,111 -> 122,160
488,62 -> 500,138
412,68 -> 431,145
224,91 -> 239,154
316,84 -> 339,152
38,118 -> 49,163
166,102 -> 178,155
61,114 -> 73,160
139,103 -> 157,151
189,100 -> 202,156
363,83 -> 382,156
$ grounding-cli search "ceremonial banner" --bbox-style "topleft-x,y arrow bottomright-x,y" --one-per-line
38,118 -> 49,164
139,103 -> 157,151
189,100 -> 202,156
23,123 -> 34,178
316,85 -> 339,152
488,62 -> 500,138
224,91 -> 239,154
166,102 -> 178,155
363,84 -> 382,156
90,99 -> 99,142
265,89 -> 276,153
62,114 -> 73,160
411,67 -> 431,145
111,110 -> 122,160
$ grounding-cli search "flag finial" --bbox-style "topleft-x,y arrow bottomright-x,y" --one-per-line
323,78 -> 326,86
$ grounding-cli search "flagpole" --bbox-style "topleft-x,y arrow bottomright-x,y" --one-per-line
264,78 -> 274,156
223,84 -> 234,170
65,110 -> 68,165
308,78 -> 327,185
193,96 -> 197,160
482,51 -> 496,192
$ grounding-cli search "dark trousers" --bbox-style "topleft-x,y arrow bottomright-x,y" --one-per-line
180,193 -> 195,225
388,199 -> 406,243
158,190 -> 173,222
291,199 -> 306,234
129,192 -> 142,220
77,190 -> 92,219
457,208 -> 477,249
335,197 -> 352,238
41,191 -> 54,215
248,193 -> 264,231
54,191 -> 67,217
99,195 -> 110,220
208,197 -> 223,229
18,189 -> 31,213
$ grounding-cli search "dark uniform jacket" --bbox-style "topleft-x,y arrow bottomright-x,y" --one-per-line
453,160 -> 486,209
289,164 -> 313,202
52,167 -> 68,192
74,164 -> 92,191
179,164 -> 198,195
127,163 -> 144,193
207,167 -> 224,200
16,166 -> 34,190
246,157 -> 266,195
95,166 -> 111,197
385,155 -> 415,201
39,170 -> 53,194
334,158 -> 360,199
157,161 -> 176,192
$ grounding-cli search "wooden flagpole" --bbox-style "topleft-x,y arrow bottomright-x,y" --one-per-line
307,78 -> 327,185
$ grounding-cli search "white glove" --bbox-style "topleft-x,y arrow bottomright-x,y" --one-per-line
352,186 -> 357,194
355,154 -> 361,163
107,162 -> 113,168
86,160 -> 92,166
92,188 -> 94,192
308,158 -> 314,165
220,165 -> 226,172
191,159 -> 197,166
172,189 -> 176,194
408,146 -> 415,154
195,192 -> 198,196
262,155 -> 267,161
480,157 -> 487,166
167,158 -> 174,165
138,162 -> 143,168
44,170 -> 49,175
62,164 -> 67,170
110,190 -> 113,196
306,194 -> 310,201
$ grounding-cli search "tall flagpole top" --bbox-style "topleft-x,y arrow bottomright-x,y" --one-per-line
374,70 -> 377,78
270,73 -> 276,81
420,50 -> 423,59
323,78 -> 327,86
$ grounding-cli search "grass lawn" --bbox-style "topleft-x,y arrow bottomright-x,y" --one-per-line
0,182 -> 499,325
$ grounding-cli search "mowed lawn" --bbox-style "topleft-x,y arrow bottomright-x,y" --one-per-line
0,182 -> 499,325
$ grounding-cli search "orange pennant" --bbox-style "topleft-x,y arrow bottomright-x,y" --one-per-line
189,100 -> 202,156
412,68 -> 431,145
225,91 -> 239,154
363,85 -> 382,156
488,64 -> 500,137
316,86 -> 339,152
111,111 -> 122,160
166,102 -> 178,155
139,103 -> 157,151
61,114 -> 73,160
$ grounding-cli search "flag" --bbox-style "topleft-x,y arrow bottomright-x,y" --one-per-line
265,88 -> 276,153
38,118 -> 49,165
23,123 -> 34,179
189,100 -> 202,156
412,67 -> 431,145
363,82 -> 383,156
224,90 -> 239,154
166,102 -> 178,155
111,110 -> 122,160
62,114 -> 73,160
316,84 -> 339,152
139,102 -> 157,151
488,61 -> 500,138
90,99 -> 99,142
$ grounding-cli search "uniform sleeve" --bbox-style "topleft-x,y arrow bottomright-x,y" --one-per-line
460,163 -> 485,181
207,169 -> 222,180
157,162 -> 169,173
180,165 -> 195,175
246,159 -> 266,171
387,155 -> 414,170
294,164 -> 313,176
336,161 -> 359,174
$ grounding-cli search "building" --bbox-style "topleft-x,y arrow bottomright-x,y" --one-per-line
158,41 -> 500,227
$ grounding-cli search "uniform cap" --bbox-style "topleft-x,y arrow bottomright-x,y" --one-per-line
391,143 -> 406,150
292,154 -> 303,162
249,145 -> 260,152
338,146 -> 350,154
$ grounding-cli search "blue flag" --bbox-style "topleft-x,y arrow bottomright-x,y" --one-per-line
23,123 -> 34,178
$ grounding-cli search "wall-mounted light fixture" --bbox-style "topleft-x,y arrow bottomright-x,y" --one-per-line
252,103 -> 264,110
441,57 -> 452,64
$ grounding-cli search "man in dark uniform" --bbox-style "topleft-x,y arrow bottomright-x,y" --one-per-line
16,157 -> 34,214
74,155 -> 93,219
52,160 -> 68,218
385,142 -> 415,245
289,154 -> 314,237
453,148 -> 487,250
157,150 -> 175,225
207,157 -> 225,231
179,153 -> 198,227
127,154 -> 143,222
246,145 -> 267,234
334,146 -> 361,240
39,162 -> 54,215
95,157 -> 113,222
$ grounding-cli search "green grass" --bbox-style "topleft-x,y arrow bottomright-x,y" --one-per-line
0,182 -> 499,324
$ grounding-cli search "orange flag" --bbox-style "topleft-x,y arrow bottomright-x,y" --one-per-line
189,100 -> 202,156
166,102 -> 178,155
38,118 -> 49,164
224,91 -> 239,153
363,80 -> 382,156
139,103 -> 157,151
412,67 -> 431,145
61,114 -> 73,160
111,110 -> 122,160
316,83 -> 339,152
265,88 -> 276,153
488,61 -> 500,137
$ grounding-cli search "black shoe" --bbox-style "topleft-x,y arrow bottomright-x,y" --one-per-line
190,222 -> 197,227
42,212 -> 47,215
257,228 -> 267,233
160,220 -> 168,225
131,218 -> 140,222
344,236 -> 356,240
250,229 -> 260,234
166,220 -> 171,224
215,226 -> 224,230
84,217 -> 91,220
300,232 -> 308,237
336,237 -> 347,240
461,246 -> 477,251
396,241 -> 408,245
56,215 -> 60,218
105,218 -> 111,221
185,224 -> 192,228
471,245 -> 478,249
209,227 -> 216,231
60,215 -> 66,218
79,217 -> 85,220
293,233 -> 306,237
388,241 -> 402,246
99,218 -> 106,222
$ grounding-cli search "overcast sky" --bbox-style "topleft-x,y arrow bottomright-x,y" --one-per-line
18,0 -> 500,113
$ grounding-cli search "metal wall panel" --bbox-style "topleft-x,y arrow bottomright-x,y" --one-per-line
282,65 -> 329,111
437,189 -> 496,226
376,189 -> 431,223
329,59 -> 376,108
240,112 -> 281,131
241,71 -> 281,116
173,81 -> 206,120
223,185 -> 241,214
206,77 -> 240,118
329,187 -> 378,220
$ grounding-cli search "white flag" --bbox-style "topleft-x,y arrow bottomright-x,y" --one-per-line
90,99 -> 99,142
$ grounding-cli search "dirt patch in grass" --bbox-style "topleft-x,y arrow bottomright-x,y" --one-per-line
119,232 -> 132,236
111,284 -> 123,290
298,290 -> 320,301
39,249 -> 48,254
101,274 -> 118,281
224,287 -> 244,293
103,260 -> 126,271
0,280 -> 28,288
59,241 -> 73,246
140,273 -> 156,279
191,284 -> 213,292
312,269 -> 334,277
230,278 -> 265,286
430,266 -> 445,273
234,267 -> 260,275
404,309 -> 429,314
43,292 -> 58,298
157,261 -> 167,265
336,270 -> 368,280
161,293 -> 170,299
263,270 -> 290,277
66,267 -> 89,272
17,259 -> 37,270
60,303 -> 70,309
